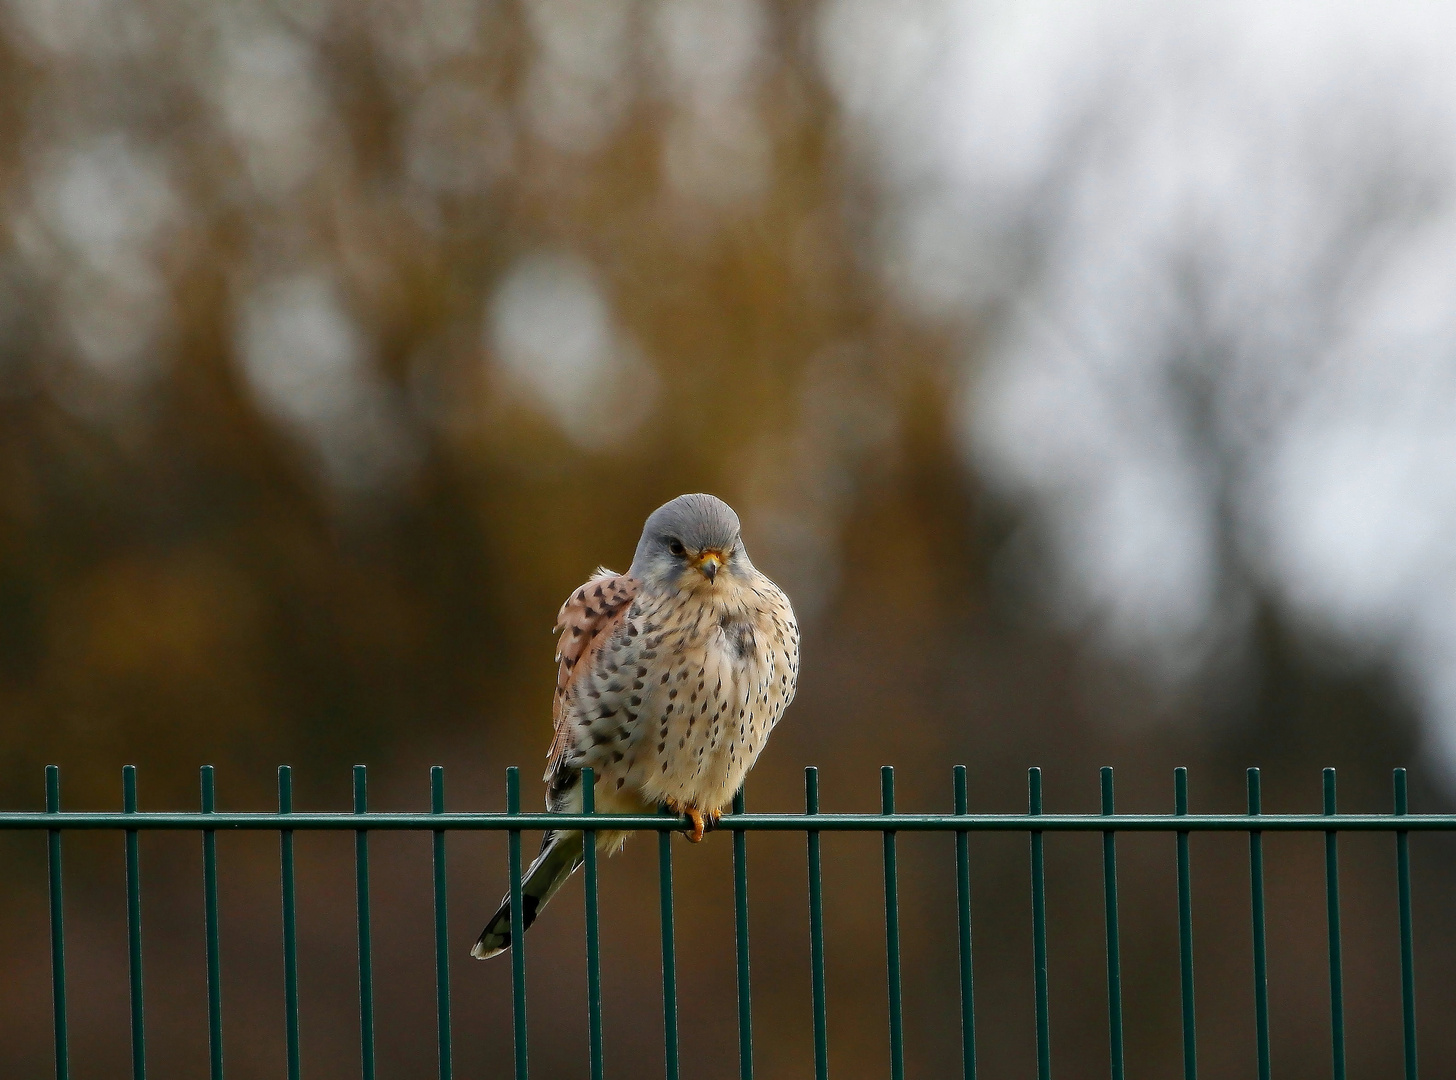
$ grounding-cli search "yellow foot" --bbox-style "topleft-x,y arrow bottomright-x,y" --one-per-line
662,797 -> 706,843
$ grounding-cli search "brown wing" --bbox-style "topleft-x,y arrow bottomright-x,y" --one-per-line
546,569 -> 640,776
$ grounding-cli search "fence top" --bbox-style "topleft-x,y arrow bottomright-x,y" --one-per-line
12,763 -> 1449,832
4,811 -> 1455,832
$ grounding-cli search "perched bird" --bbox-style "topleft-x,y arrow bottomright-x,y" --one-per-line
473,493 -> 799,959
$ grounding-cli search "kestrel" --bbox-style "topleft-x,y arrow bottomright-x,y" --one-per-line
473,493 -> 799,959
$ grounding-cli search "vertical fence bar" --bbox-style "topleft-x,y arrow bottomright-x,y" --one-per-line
46,766 -> 70,1080
201,767 -> 225,1080
506,767 -> 529,1080
954,766 -> 976,1080
581,769 -> 603,1080
1101,768 -> 1124,1080
1246,769 -> 1270,1080
123,765 -> 147,1080
1323,769 -> 1346,1080
882,767 -> 905,1080
1029,768 -> 1051,1080
579,774 -> 602,1080
806,768 -> 829,1080
278,767 -> 302,1080
431,767 -> 454,1080
1394,768 -> 1418,1080
658,803 -> 680,1080
354,766 -> 376,1080
1175,768 -> 1197,1080
734,788 -> 754,1080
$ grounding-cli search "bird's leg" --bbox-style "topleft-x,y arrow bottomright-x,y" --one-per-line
684,807 -> 707,843
703,808 -> 722,834
663,796 -> 707,843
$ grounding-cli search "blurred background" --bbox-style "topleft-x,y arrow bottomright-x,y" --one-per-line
2,1 -> 1455,1077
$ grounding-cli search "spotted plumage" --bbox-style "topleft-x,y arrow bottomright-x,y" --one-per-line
473,494 -> 799,959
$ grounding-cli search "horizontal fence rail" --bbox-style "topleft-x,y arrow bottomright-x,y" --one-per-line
10,812 -> 1456,831
10,764 -> 1445,1080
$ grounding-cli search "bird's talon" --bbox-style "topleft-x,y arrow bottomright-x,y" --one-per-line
684,808 -> 706,843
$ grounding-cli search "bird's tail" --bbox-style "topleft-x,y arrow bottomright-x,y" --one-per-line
472,829 -> 584,960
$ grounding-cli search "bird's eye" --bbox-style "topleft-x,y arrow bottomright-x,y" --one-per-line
667,537 -> 686,556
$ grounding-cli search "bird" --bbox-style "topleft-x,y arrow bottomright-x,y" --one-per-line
472,493 -> 799,960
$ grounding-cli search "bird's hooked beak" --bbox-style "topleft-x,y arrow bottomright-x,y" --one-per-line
695,550 -> 724,583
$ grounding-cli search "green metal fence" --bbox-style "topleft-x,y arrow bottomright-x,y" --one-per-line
6,762 -> 1451,1080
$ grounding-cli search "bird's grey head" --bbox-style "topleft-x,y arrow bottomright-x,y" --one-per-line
628,493 -> 751,590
